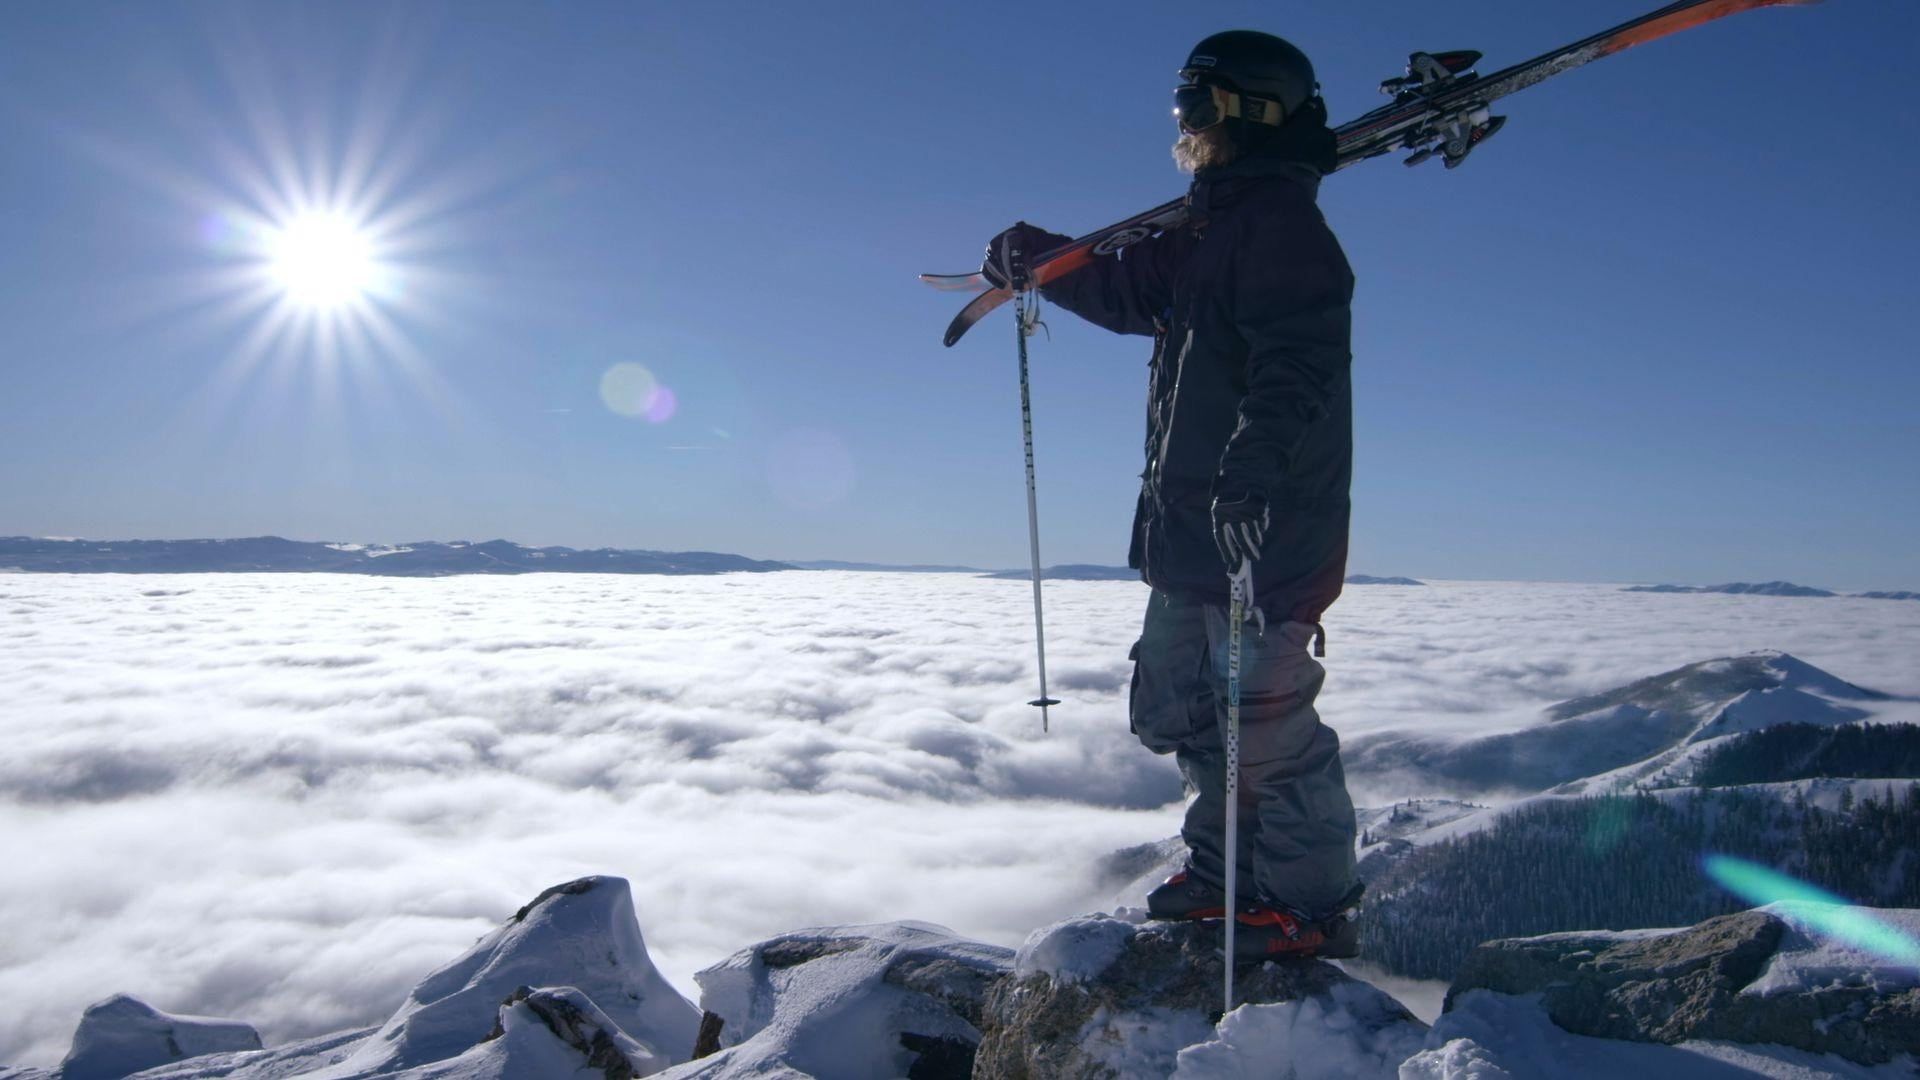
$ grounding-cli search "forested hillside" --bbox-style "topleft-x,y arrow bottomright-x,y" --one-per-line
1362,784 -> 1920,980
1692,722 -> 1920,787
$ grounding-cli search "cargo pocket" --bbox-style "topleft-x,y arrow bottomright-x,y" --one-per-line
1129,597 -> 1216,756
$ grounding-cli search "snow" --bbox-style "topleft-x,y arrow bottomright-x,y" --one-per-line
1172,981 -> 1427,1079
1408,990 -> 1916,1079
1013,913 -> 1140,983
1076,1006 -> 1218,1079
1357,800 -> 1485,848
387,987 -> 667,1079
663,921 -> 1010,1079
1744,902 -> 1920,997
59,996 -> 259,1080
314,876 -> 697,1076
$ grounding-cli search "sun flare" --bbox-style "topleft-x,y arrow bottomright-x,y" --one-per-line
267,212 -> 380,309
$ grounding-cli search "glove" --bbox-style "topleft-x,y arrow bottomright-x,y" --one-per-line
981,222 -> 1072,291
1212,492 -> 1270,574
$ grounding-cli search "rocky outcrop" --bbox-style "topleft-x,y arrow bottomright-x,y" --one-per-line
19,880 -> 1920,1080
484,985 -> 665,1079
58,996 -> 260,1080
1449,906 -> 1920,1065
973,915 -> 1426,1079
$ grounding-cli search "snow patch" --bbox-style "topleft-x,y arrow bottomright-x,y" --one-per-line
1172,981 -> 1427,1079
1014,914 -> 1138,984
1744,902 -> 1920,998
1415,990 -> 1914,1079
1073,1006 -> 1217,1079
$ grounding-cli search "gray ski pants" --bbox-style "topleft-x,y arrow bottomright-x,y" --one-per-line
1128,588 -> 1358,918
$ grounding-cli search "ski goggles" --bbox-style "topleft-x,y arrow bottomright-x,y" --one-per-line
1173,81 -> 1286,134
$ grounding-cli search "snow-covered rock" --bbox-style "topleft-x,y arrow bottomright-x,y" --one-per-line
389,985 -> 669,1079
51,877 -> 699,1080
15,881 -> 1920,1080
127,1028 -> 373,1079
973,915 -> 1425,1079
329,876 -> 698,1076
1446,905 -> 1920,1066
1407,989 -> 1915,1079
58,996 -> 260,1080
663,921 -> 1012,1079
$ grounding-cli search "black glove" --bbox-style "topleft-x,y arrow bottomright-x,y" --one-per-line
981,222 -> 1072,291
1212,492 -> 1270,573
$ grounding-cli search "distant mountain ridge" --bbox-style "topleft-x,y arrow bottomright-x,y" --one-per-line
1624,580 -> 1919,600
0,536 -> 790,577
1624,580 -> 1836,597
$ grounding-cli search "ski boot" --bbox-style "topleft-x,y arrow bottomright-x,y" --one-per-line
1145,867 -> 1227,921
1232,884 -> 1365,961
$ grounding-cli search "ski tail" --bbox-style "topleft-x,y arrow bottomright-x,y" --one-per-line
920,271 -> 990,293
937,242 -> 1102,347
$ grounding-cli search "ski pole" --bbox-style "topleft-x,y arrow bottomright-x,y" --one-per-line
1223,562 -> 1245,1012
1011,266 -> 1059,733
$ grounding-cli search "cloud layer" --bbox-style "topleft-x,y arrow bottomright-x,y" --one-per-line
2,572 -> 1916,1065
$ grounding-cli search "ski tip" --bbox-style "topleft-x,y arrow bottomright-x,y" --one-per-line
1029,697 -> 1061,708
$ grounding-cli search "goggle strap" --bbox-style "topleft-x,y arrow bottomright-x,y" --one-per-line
1223,88 -> 1285,127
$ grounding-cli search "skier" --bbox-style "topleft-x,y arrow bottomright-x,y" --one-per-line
981,30 -> 1362,959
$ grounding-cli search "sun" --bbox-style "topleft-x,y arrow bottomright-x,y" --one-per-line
267,212 -> 381,309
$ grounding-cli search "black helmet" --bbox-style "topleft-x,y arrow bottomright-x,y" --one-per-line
1180,31 -> 1317,118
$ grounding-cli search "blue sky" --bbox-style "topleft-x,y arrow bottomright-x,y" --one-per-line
0,0 -> 1913,588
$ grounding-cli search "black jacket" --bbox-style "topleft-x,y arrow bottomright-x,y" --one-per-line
1042,157 -> 1354,622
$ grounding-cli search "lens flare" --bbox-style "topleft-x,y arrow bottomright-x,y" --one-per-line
1703,855 -> 1920,964
644,386 -> 678,424
599,363 -> 659,418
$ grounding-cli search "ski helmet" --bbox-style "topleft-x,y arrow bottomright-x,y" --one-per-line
1179,31 -> 1317,120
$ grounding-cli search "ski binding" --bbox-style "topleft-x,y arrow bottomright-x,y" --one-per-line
1379,50 -> 1482,97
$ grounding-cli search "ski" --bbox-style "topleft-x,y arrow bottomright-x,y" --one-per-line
923,0 -> 1816,347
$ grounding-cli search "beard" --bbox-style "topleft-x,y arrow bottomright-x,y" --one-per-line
1172,126 -> 1238,173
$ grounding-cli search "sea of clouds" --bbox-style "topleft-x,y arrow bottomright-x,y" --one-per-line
3,571 -> 1917,1066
